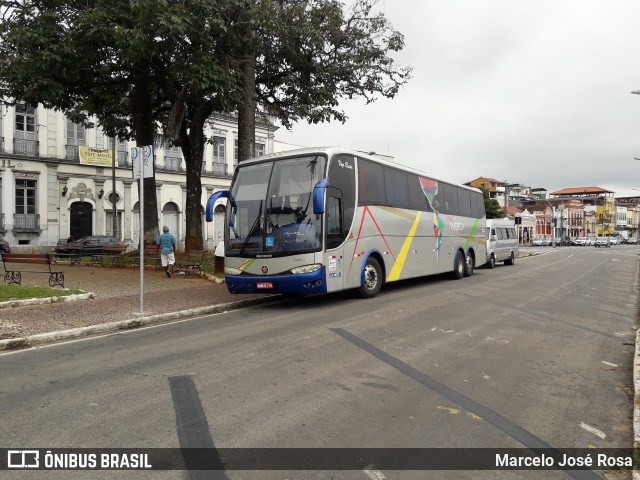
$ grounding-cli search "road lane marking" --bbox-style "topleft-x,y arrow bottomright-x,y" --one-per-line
363,465 -> 387,480
601,361 -> 619,367
580,422 -> 607,440
331,328 -> 600,480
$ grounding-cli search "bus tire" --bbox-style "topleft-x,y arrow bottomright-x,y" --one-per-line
358,257 -> 382,298
464,251 -> 474,277
505,251 -> 515,265
487,253 -> 496,269
452,251 -> 464,280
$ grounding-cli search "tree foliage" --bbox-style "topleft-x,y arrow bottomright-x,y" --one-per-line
482,188 -> 503,219
236,0 -> 412,161
0,0 -> 412,249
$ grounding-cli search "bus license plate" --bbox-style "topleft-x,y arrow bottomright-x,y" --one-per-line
256,282 -> 273,289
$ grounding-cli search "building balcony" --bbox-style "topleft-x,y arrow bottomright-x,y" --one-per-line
14,138 -> 39,157
117,151 -> 131,167
159,157 -> 183,172
212,162 -> 228,176
13,213 -> 40,232
65,145 -> 80,162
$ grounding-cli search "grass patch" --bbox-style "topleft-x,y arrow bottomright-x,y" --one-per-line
0,284 -> 84,302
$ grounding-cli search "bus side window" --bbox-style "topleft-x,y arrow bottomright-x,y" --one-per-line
326,194 -> 344,249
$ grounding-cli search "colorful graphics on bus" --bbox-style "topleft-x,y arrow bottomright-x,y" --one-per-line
419,176 -> 444,260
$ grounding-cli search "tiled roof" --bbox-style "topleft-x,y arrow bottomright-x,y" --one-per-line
550,186 -> 613,195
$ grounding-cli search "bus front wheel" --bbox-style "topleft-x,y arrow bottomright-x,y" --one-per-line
453,251 -> 464,280
358,257 -> 382,298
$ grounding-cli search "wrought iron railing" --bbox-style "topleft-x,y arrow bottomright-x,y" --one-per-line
117,151 -> 130,167
212,163 -> 228,176
65,145 -> 79,161
163,157 -> 182,172
0,137 -> 4,153
13,213 -> 39,230
0,213 -> 5,231
14,138 -> 39,156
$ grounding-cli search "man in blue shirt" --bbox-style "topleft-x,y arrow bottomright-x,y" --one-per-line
156,226 -> 177,278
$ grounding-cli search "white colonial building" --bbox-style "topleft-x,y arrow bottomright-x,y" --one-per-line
0,103 -> 275,250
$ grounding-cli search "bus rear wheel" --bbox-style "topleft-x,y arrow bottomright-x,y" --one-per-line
463,252 -> 474,277
358,257 -> 382,298
487,253 -> 496,269
452,251 -> 464,280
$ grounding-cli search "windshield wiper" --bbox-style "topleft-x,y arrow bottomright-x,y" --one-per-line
266,214 -> 289,254
239,200 -> 263,256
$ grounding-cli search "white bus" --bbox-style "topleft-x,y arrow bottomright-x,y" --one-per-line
206,147 -> 486,298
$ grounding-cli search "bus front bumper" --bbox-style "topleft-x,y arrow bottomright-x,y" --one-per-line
225,267 -> 327,295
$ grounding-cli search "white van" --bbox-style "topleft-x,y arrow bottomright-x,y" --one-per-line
486,219 -> 519,268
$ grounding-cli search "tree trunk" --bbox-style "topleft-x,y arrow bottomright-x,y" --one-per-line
131,68 -> 159,245
238,49 -> 256,163
181,119 -> 205,252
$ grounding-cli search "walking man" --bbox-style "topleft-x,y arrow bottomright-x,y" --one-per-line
156,226 -> 177,278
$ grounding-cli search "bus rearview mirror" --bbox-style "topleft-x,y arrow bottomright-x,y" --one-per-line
313,179 -> 330,215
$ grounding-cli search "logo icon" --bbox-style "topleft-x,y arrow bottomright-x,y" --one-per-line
261,265 -> 269,274
8,450 -> 39,468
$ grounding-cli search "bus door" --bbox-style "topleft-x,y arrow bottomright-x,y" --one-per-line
325,188 -> 346,292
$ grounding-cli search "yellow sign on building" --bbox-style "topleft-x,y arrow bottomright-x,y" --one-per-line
79,147 -> 113,166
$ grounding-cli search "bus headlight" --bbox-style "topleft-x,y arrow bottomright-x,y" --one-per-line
290,264 -> 322,275
225,266 -> 242,275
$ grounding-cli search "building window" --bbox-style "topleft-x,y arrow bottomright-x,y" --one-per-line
66,120 -> 86,161
15,104 -> 36,133
164,140 -> 182,171
234,139 -> 238,167
16,179 -> 36,214
14,179 -> 38,230
212,137 -> 227,175
255,143 -> 265,156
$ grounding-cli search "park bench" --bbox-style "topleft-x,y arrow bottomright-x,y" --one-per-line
90,245 -> 129,266
1,253 -> 65,288
133,244 -> 161,269
177,249 -> 205,276
53,241 -> 84,265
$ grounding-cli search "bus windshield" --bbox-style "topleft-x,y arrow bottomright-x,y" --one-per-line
227,155 -> 326,256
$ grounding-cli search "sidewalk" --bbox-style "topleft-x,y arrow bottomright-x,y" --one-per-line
0,264 -> 271,349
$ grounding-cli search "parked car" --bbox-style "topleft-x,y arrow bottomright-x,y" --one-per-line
608,236 -> 618,245
573,237 -> 587,246
586,237 -> 596,246
627,237 -> 638,245
594,237 -> 610,248
0,237 -> 10,253
532,237 -> 545,246
55,235 -> 123,255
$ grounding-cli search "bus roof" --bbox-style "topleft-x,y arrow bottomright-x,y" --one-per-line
240,146 -> 482,194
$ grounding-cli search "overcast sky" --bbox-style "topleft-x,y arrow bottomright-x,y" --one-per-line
275,0 -> 640,197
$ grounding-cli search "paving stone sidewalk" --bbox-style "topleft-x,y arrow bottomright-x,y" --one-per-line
0,264 -> 268,340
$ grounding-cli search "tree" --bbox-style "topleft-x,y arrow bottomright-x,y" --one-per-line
236,0 -> 412,162
0,0 -> 166,242
482,188 -> 503,219
0,0 -> 241,250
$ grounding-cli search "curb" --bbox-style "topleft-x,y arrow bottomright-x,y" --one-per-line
0,292 -> 95,309
635,329 -> 640,480
0,295 -> 278,351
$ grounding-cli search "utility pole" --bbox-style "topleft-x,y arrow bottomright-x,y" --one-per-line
111,137 -> 118,239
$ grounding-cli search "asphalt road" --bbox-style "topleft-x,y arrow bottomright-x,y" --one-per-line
1,245 -> 637,480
